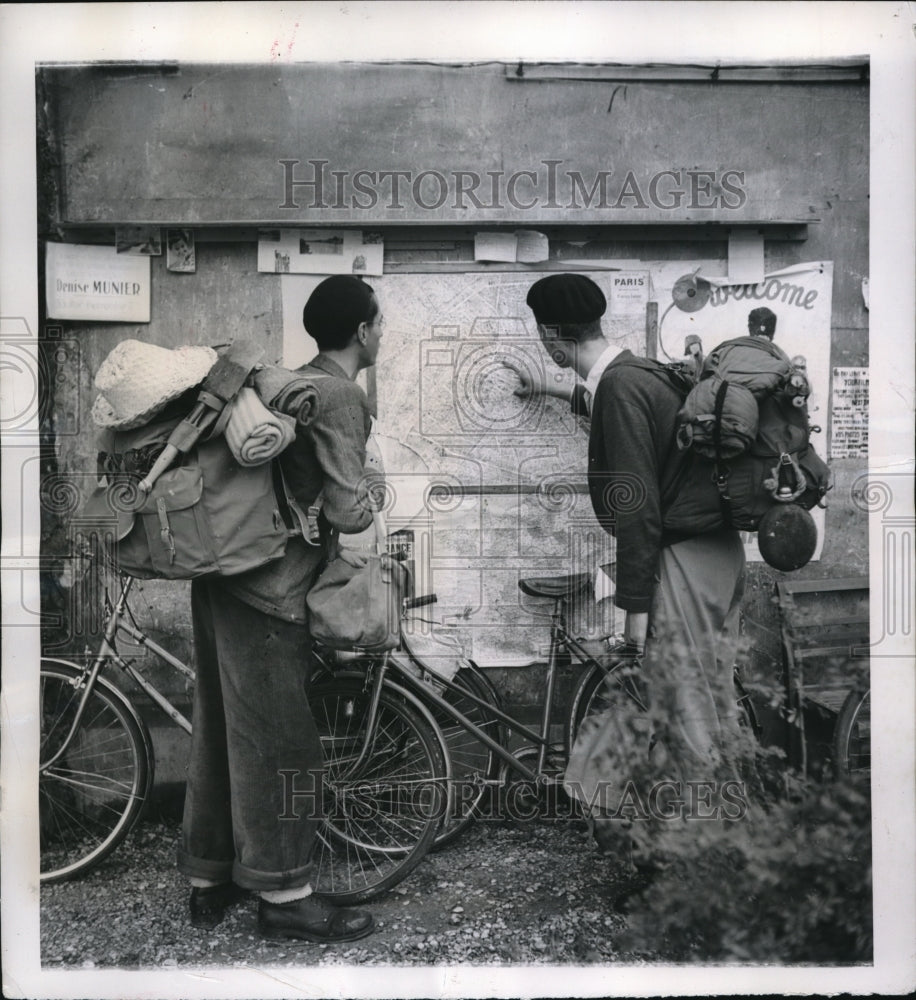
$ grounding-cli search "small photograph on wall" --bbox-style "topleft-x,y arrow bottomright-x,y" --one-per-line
115,225 -> 162,255
257,228 -> 384,275
166,228 -> 196,273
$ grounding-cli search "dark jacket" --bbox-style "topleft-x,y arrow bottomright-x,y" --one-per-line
583,350 -> 723,613
221,354 -> 374,623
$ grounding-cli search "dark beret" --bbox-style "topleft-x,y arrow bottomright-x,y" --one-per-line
526,274 -> 607,325
748,307 -> 777,338
302,275 -> 376,341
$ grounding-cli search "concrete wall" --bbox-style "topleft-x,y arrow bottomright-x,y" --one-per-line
44,62 -> 866,227
37,61 -> 870,774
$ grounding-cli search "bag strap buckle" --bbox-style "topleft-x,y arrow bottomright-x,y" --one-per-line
155,497 -> 176,564
768,452 -> 808,503
713,466 -> 732,497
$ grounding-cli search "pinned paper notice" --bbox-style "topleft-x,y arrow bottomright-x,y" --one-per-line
258,229 -> 383,275
474,230 -> 549,263
166,229 -> 196,273
727,231 -> 764,284
610,271 -> 650,315
515,230 -> 549,263
830,366 -> 869,459
46,243 -> 151,322
474,232 -> 517,262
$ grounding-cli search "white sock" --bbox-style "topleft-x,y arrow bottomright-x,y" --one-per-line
190,877 -> 224,889
259,884 -> 313,904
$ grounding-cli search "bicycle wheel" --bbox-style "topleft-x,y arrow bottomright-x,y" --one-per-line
39,658 -> 153,883
427,663 -> 502,849
834,686 -> 870,781
568,664 -> 758,756
567,667 -> 760,800
733,673 -> 760,738
567,661 -> 642,756
307,676 -> 447,904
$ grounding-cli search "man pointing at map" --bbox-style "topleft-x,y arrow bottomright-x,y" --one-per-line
506,273 -> 747,883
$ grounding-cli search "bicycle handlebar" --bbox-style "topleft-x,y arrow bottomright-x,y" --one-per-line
403,593 -> 437,610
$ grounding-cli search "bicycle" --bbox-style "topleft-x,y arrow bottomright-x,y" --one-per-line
312,570 -> 761,852
40,564 -> 759,903
39,565 -> 450,904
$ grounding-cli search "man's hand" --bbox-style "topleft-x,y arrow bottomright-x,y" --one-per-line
500,360 -> 573,402
623,611 -> 649,653
336,546 -> 369,568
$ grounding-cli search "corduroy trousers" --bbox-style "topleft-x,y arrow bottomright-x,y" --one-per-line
177,579 -> 324,891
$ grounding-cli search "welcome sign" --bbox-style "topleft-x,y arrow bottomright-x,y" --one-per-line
46,243 -> 151,322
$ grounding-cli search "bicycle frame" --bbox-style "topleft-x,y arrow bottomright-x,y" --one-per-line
45,569 -> 635,790
332,594 -> 636,786
314,651 -> 453,790
41,575 -> 193,776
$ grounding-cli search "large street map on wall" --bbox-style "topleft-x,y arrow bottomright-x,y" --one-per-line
279,263 -> 834,664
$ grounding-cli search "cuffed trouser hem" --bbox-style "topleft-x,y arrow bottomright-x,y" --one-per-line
177,848 -> 234,884
177,850 -> 313,893
231,859 -> 314,893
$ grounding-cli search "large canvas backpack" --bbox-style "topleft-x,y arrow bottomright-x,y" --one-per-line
81,418 -> 293,579
80,367 -> 317,579
622,337 -> 831,533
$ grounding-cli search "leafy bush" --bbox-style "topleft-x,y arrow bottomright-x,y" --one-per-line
617,779 -> 872,963
572,632 -> 873,963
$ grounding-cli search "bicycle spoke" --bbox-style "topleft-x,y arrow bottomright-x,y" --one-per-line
40,678 -> 81,750
307,677 -> 445,903
42,767 -> 139,798
40,784 -> 129,835
334,789 -> 433,843
40,660 -> 150,883
40,788 -> 97,843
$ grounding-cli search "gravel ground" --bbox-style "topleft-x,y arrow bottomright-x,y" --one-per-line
40,817 -> 650,969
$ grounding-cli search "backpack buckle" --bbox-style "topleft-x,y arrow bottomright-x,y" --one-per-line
767,452 -> 807,503
713,468 -> 732,500
155,497 -> 177,564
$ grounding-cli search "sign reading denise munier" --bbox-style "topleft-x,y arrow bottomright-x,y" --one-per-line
46,243 -> 151,322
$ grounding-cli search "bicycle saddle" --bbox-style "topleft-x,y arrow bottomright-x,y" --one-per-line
518,573 -> 592,599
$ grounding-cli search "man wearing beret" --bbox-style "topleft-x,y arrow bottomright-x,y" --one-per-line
747,305 -> 777,339
179,275 -> 382,941
510,272 -> 746,873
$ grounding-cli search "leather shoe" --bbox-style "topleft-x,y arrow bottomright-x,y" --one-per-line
258,893 -> 374,943
189,882 -> 248,929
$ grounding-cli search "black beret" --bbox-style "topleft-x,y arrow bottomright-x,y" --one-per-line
748,306 -> 777,338
302,275 -> 376,341
526,274 -> 607,325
